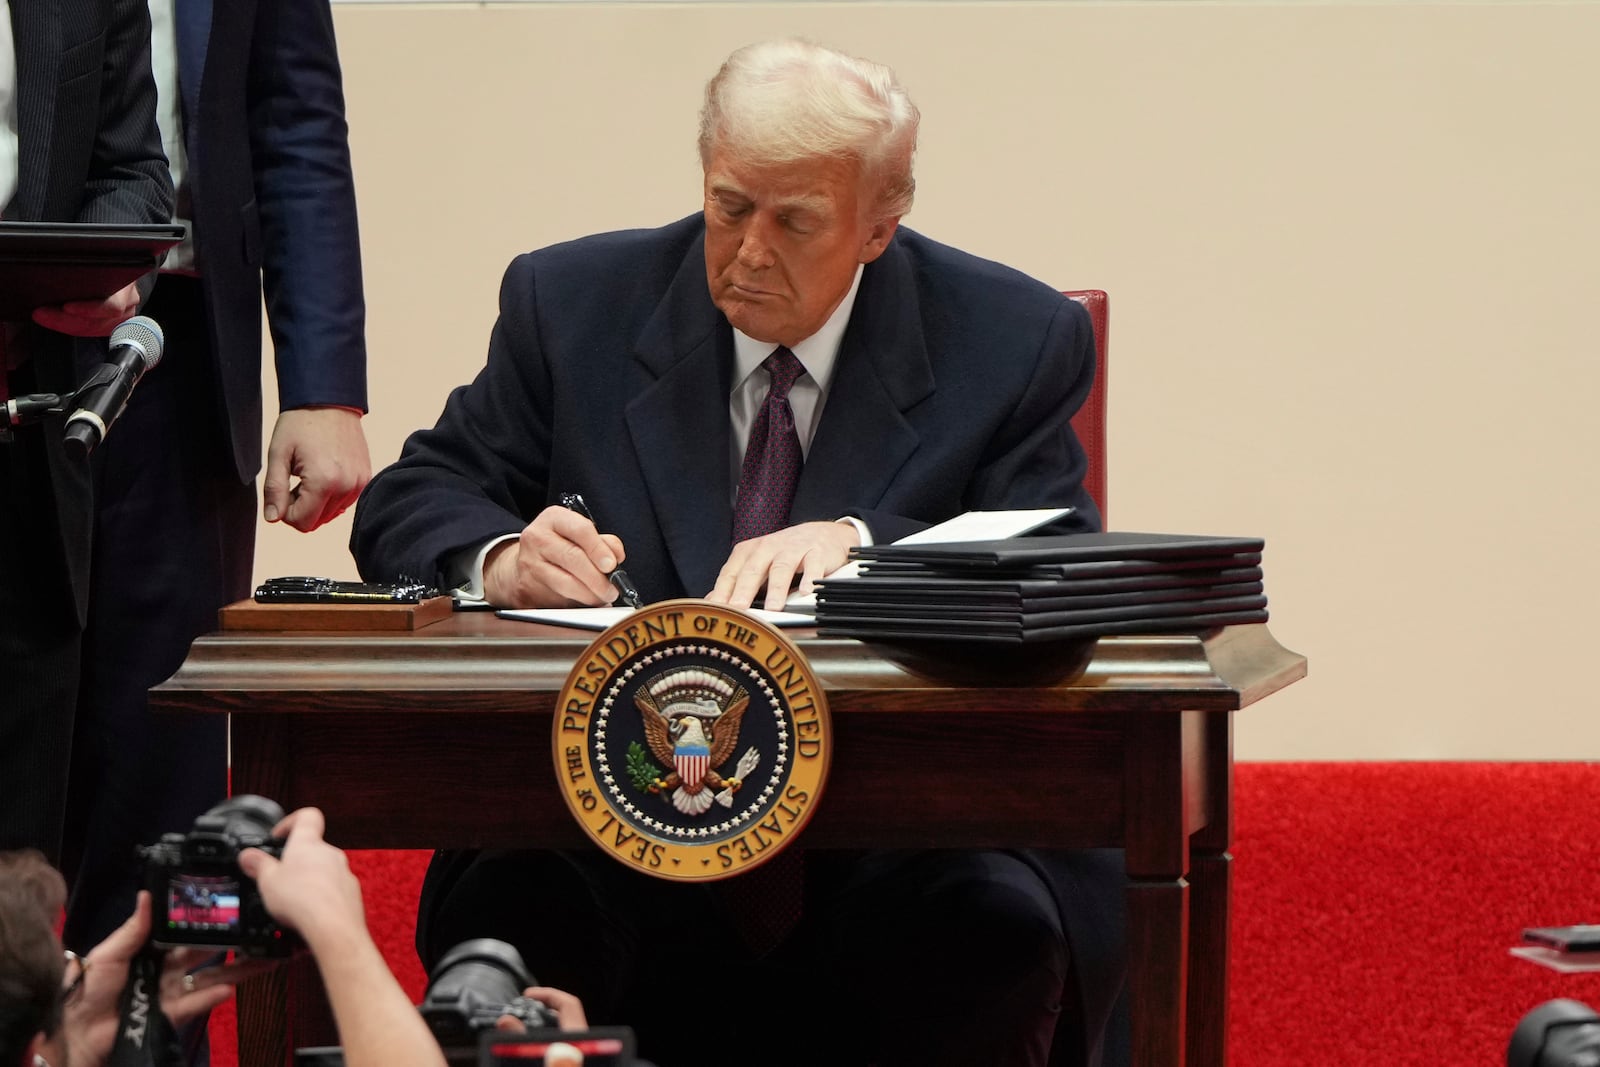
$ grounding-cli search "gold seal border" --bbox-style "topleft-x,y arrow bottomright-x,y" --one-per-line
552,598 -> 831,882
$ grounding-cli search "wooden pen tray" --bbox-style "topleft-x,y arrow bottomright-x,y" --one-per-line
218,595 -> 455,632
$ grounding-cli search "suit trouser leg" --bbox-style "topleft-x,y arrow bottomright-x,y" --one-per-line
60,276 -> 256,952
417,847 -> 760,1067
0,416 -> 82,862
420,848 -> 1075,1067
775,849 -> 1072,1067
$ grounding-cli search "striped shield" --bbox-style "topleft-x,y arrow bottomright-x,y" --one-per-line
674,741 -> 710,791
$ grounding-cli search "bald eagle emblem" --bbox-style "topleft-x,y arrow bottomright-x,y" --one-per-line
632,668 -> 761,816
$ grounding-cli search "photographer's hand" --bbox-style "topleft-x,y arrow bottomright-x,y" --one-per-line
239,806 -> 365,950
496,987 -> 589,1032
61,893 -> 253,1067
159,948 -> 275,1027
240,807 -> 447,1067
60,892 -> 151,1067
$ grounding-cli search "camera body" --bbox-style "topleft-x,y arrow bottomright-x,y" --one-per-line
142,794 -> 296,957
418,939 -> 559,1062
295,938 -> 635,1067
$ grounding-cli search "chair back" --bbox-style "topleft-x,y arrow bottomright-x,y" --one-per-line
1063,290 -> 1108,521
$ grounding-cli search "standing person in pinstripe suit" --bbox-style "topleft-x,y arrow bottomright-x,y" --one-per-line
59,0 -> 371,957
0,0 -> 174,861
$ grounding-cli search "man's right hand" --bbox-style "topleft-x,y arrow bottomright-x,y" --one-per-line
482,505 -> 627,608
496,986 -> 589,1032
239,807 -> 365,952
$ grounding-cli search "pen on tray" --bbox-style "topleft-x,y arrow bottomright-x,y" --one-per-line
559,492 -> 644,609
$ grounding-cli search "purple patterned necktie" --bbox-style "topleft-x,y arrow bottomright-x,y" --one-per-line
732,347 -> 805,544
723,349 -> 808,955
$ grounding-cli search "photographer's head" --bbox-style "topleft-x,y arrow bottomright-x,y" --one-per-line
0,851 -> 67,1067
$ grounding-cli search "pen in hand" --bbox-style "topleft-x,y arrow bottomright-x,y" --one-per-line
559,492 -> 644,609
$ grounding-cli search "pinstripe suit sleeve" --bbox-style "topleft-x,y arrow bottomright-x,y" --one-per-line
76,0 -> 174,227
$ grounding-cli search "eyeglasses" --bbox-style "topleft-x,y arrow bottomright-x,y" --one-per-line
61,950 -> 87,1005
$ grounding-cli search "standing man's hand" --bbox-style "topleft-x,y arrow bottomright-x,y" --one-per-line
263,406 -> 371,532
483,505 -> 626,608
708,520 -> 859,611
31,282 -> 143,337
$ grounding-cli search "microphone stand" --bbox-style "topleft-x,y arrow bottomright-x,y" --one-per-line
0,390 -> 75,444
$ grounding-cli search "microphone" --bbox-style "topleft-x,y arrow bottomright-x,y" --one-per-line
63,316 -> 164,459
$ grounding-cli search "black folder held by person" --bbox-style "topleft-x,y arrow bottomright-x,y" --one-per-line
0,222 -> 185,319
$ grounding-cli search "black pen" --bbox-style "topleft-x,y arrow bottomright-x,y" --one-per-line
559,492 -> 644,609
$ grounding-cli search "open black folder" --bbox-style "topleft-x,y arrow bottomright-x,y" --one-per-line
0,222 -> 185,319
849,531 -> 1265,568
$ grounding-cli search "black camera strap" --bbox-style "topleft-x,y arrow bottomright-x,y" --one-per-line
105,943 -> 183,1067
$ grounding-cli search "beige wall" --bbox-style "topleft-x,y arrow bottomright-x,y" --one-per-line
251,2 -> 1600,760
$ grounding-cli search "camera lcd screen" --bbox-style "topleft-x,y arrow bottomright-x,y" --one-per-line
480,1028 -> 634,1067
165,873 -> 242,933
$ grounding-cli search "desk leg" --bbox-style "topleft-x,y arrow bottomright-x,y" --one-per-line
1124,712 -> 1193,1067
233,713 -> 292,1067
237,970 -> 288,1067
1126,879 -> 1190,1066
1184,711 -> 1234,1067
1184,850 -> 1228,1067
232,715 -> 337,1066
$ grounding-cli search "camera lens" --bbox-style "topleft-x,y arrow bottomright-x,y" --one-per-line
1509,1000 -> 1600,1067
418,939 -> 539,1053
199,795 -> 286,845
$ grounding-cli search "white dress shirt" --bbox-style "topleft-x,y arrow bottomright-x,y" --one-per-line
726,263 -> 864,485
146,0 -> 196,271
0,0 -> 19,217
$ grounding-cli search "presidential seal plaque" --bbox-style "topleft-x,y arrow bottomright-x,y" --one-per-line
553,599 -> 831,881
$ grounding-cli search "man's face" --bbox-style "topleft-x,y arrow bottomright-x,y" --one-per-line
703,146 -> 899,348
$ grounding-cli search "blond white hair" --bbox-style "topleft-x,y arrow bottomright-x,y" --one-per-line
698,39 -> 919,219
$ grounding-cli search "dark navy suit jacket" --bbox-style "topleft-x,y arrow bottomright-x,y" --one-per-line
174,0 -> 366,481
352,214 -> 1100,595
351,215 -> 1126,1063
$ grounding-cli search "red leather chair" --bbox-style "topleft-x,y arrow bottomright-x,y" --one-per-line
1064,290 -> 1108,521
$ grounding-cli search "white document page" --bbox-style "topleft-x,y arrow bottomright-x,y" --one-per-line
785,507 -> 1074,611
498,606 -> 815,630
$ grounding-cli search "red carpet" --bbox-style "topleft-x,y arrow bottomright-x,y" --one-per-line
209,762 -> 1600,1064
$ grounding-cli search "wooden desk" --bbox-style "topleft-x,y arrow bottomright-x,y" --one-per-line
152,614 -> 1305,1067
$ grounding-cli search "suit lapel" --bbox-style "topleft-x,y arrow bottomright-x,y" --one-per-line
791,237 -> 932,521
9,0 -> 59,220
625,232 -> 736,597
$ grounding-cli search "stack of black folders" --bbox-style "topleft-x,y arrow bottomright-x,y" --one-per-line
813,531 -> 1268,644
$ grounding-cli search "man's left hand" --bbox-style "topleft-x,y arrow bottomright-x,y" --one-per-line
30,282 -> 142,337
707,520 -> 859,611
62,892 -> 266,1067
263,407 -> 371,532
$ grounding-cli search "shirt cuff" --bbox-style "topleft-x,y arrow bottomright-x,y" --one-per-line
448,533 -> 520,601
837,515 -> 873,547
